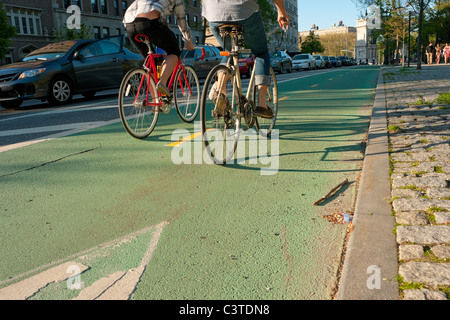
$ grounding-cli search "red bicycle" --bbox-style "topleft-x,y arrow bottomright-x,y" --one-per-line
118,34 -> 203,139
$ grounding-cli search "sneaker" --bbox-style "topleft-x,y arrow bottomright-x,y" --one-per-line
212,92 -> 230,117
156,81 -> 171,97
254,106 -> 274,119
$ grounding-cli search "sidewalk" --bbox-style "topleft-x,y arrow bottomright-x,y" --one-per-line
338,64 -> 450,300
385,64 -> 450,300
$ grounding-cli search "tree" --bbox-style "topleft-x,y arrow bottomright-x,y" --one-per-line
352,0 -> 437,69
54,23 -> 92,42
0,1 -> 16,63
300,33 -> 325,54
320,33 -> 357,57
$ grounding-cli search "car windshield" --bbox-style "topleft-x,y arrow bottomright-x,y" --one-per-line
314,56 -> 321,60
294,55 -> 309,60
23,53 -> 66,61
181,50 -> 194,59
270,52 -> 282,58
23,40 -> 77,61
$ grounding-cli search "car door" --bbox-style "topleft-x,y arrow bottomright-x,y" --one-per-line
72,36 -> 125,92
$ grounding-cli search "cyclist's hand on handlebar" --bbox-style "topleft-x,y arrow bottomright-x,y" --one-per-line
278,16 -> 289,30
186,40 -> 195,51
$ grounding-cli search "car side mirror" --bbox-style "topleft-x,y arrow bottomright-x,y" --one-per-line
73,52 -> 81,60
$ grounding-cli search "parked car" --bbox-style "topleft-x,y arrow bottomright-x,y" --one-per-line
329,56 -> 341,67
337,56 -> 351,66
313,55 -> 326,69
180,44 -> 221,78
322,56 -> 332,68
292,54 -> 316,70
270,51 -> 292,74
238,51 -> 255,78
0,36 -> 143,109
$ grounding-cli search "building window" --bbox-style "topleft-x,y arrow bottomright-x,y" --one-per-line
100,0 -> 108,14
21,17 -> 28,34
65,0 -> 82,9
91,0 -> 99,13
103,27 -> 110,37
122,1 -> 128,12
193,15 -> 199,28
114,0 -> 120,16
94,26 -> 101,39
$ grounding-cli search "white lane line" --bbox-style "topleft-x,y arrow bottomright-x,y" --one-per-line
0,118 -> 121,153
0,122 -> 107,137
0,222 -> 169,300
0,262 -> 89,300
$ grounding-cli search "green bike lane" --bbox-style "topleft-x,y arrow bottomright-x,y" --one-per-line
0,66 -> 380,300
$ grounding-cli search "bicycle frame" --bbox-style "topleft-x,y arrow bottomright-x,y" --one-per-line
133,35 -> 200,109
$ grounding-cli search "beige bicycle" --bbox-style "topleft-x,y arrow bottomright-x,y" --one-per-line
200,24 -> 282,164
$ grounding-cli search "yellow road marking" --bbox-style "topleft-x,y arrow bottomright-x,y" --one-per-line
167,131 -> 203,147
310,84 -> 318,87
279,96 -> 288,101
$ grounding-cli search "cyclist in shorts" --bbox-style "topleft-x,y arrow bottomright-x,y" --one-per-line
202,0 -> 289,119
123,0 -> 194,97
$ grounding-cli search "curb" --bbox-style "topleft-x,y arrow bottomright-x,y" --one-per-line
337,67 -> 399,300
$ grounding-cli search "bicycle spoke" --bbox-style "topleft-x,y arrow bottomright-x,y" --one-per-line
119,68 -> 159,139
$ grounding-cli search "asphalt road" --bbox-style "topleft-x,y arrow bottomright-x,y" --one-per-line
0,66 -> 380,301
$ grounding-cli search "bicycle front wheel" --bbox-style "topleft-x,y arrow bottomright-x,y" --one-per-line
118,68 -> 159,139
254,66 -> 278,137
174,65 -> 200,123
200,64 -> 241,165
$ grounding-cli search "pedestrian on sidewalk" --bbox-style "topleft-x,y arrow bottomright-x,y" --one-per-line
435,43 -> 442,64
444,43 -> 450,64
426,42 -> 434,64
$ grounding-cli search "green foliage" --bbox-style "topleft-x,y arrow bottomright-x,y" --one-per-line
0,1 -> 16,60
300,33 -> 325,54
54,24 -> 92,42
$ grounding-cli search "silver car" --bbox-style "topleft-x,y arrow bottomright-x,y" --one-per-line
313,55 -> 326,69
292,54 -> 316,70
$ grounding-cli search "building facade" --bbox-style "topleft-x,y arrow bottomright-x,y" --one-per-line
355,18 -> 378,64
1,0 -> 204,64
299,22 -> 357,56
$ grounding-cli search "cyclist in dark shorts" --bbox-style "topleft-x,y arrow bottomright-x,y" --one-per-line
123,0 -> 194,97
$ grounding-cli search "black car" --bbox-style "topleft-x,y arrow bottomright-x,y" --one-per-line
0,36 -> 143,109
337,56 -> 351,66
322,56 -> 332,68
180,44 -> 221,79
270,51 -> 292,74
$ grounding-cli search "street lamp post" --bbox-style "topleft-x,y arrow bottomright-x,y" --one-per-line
408,11 -> 416,67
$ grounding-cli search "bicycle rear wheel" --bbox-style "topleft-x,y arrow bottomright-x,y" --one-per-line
174,65 -> 200,123
200,64 -> 241,165
118,68 -> 159,139
254,67 -> 278,137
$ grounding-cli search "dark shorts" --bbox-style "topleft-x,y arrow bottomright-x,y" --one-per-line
126,17 -> 181,58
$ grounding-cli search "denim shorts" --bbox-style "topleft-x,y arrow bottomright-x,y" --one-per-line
126,17 -> 181,58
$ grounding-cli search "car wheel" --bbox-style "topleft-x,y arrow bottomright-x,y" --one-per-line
1,100 -> 23,109
48,76 -> 73,105
279,64 -> 283,74
287,64 -> 292,73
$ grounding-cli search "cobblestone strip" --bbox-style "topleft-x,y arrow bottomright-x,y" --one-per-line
383,66 -> 450,300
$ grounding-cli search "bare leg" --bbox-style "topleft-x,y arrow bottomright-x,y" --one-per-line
159,54 -> 178,87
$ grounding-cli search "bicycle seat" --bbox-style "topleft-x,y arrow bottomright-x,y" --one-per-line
216,24 -> 244,36
135,34 -> 150,43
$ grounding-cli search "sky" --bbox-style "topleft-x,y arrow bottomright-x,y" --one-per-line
297,0 -> 363,31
